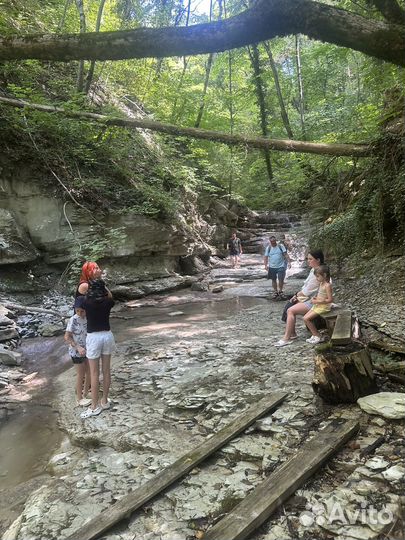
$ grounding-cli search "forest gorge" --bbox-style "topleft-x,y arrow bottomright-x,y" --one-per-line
0,0 -> 404,275
0,1 -> 405,539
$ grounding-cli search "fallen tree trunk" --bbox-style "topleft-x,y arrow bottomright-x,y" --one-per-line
312,342 -> 378,404
3,302 -> 63,319
0,96 -> 372,157
0,0 -> 404,66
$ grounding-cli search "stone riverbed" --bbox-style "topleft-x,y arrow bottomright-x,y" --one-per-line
2,255 -> 405,540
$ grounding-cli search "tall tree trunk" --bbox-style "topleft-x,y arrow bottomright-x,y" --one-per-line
58,0 -> 72,32
295,34 -> 306,140
84,0 -> 106,95
170,0 -> 192,121
155,1 -> 181,77
195,0 -> 215,128
75,0 -> 86,93
194,53 -> 214,127
263,41 -> 294,139
228,49 -> 235,199
223,0 -> 235,200
248,43 -> 273,185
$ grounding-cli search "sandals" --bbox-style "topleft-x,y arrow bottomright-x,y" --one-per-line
272,292 -> 279,299
80,406 -> 102,419
77,398 -> 92,407
101,399 -> 112,410
275,339 -> 293,347
306,336 -> 322,344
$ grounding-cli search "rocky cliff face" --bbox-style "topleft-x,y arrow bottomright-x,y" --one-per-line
0,163 -> 244,298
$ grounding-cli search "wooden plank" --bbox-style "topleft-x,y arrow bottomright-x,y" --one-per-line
65,391 -> 287,540
331,310 -> 353,345
204,418 -> 359,540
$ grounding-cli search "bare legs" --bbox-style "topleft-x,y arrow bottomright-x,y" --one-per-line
88,355 -> 111,410
283,303 -> 310,340
101,354 -> 111,406
88,358 -> 100,410
230,255 -> 240,268
303,310 -> 321,337
75,360 -> 89,402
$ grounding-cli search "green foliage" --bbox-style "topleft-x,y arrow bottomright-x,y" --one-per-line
66,226 -> 127,286
1,0 -> 404,257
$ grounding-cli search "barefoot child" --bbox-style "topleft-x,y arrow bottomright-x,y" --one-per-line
65,296 -> 91,406
303,265 -> 333,344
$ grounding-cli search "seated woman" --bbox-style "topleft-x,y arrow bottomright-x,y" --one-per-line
275,249 -> 325,347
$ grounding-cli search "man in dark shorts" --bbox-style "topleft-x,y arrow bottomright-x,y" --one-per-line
264,235 -> 290,298
227,232 -> 243,268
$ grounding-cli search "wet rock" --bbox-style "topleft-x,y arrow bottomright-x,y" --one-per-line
38,323 -> 64,337
0,327 -> 19,342
211,285 -> 224,293
191,281 -> 209,292
0,348 -> 22,366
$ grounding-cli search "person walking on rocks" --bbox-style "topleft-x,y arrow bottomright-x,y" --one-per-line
80,279 -> 115,419
64,296 -> 91,407
228,232 -> 243,268
264,235 -> 290,299
303,265 -> 333,344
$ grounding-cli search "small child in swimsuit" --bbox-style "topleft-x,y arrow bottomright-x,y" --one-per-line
303,265 -> 333,345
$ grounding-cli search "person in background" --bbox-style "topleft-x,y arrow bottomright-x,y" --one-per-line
303,265 -> 333,344
279,234 -> 291,275
227,232 -> 243,268
80,279 -> 115,419
275,249 -> 325,347
76,261 -> 102,297
64,296 -> 91,407
264,235 -> 290,299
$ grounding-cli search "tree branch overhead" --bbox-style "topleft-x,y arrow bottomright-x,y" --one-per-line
0,0 -> 404,66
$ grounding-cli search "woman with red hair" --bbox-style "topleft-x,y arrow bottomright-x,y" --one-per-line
76,261 -> 102,297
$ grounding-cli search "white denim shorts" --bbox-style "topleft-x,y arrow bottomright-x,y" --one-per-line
86,331 -> 115,359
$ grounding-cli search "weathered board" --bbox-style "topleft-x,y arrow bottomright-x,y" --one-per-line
331,310 -> 353,345
65,391 -> 287,540
203,418 -> 359,540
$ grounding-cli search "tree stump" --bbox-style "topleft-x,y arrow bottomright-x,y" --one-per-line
312,342 -> 378,404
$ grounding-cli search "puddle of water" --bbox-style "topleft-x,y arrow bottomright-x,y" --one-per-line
19,336 -> 71,380
0,405 -> 59,490
0,337 -> 69,498
113,296 -> 267,342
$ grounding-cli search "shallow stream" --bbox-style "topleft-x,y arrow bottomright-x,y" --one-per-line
0,292 -> 268,532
